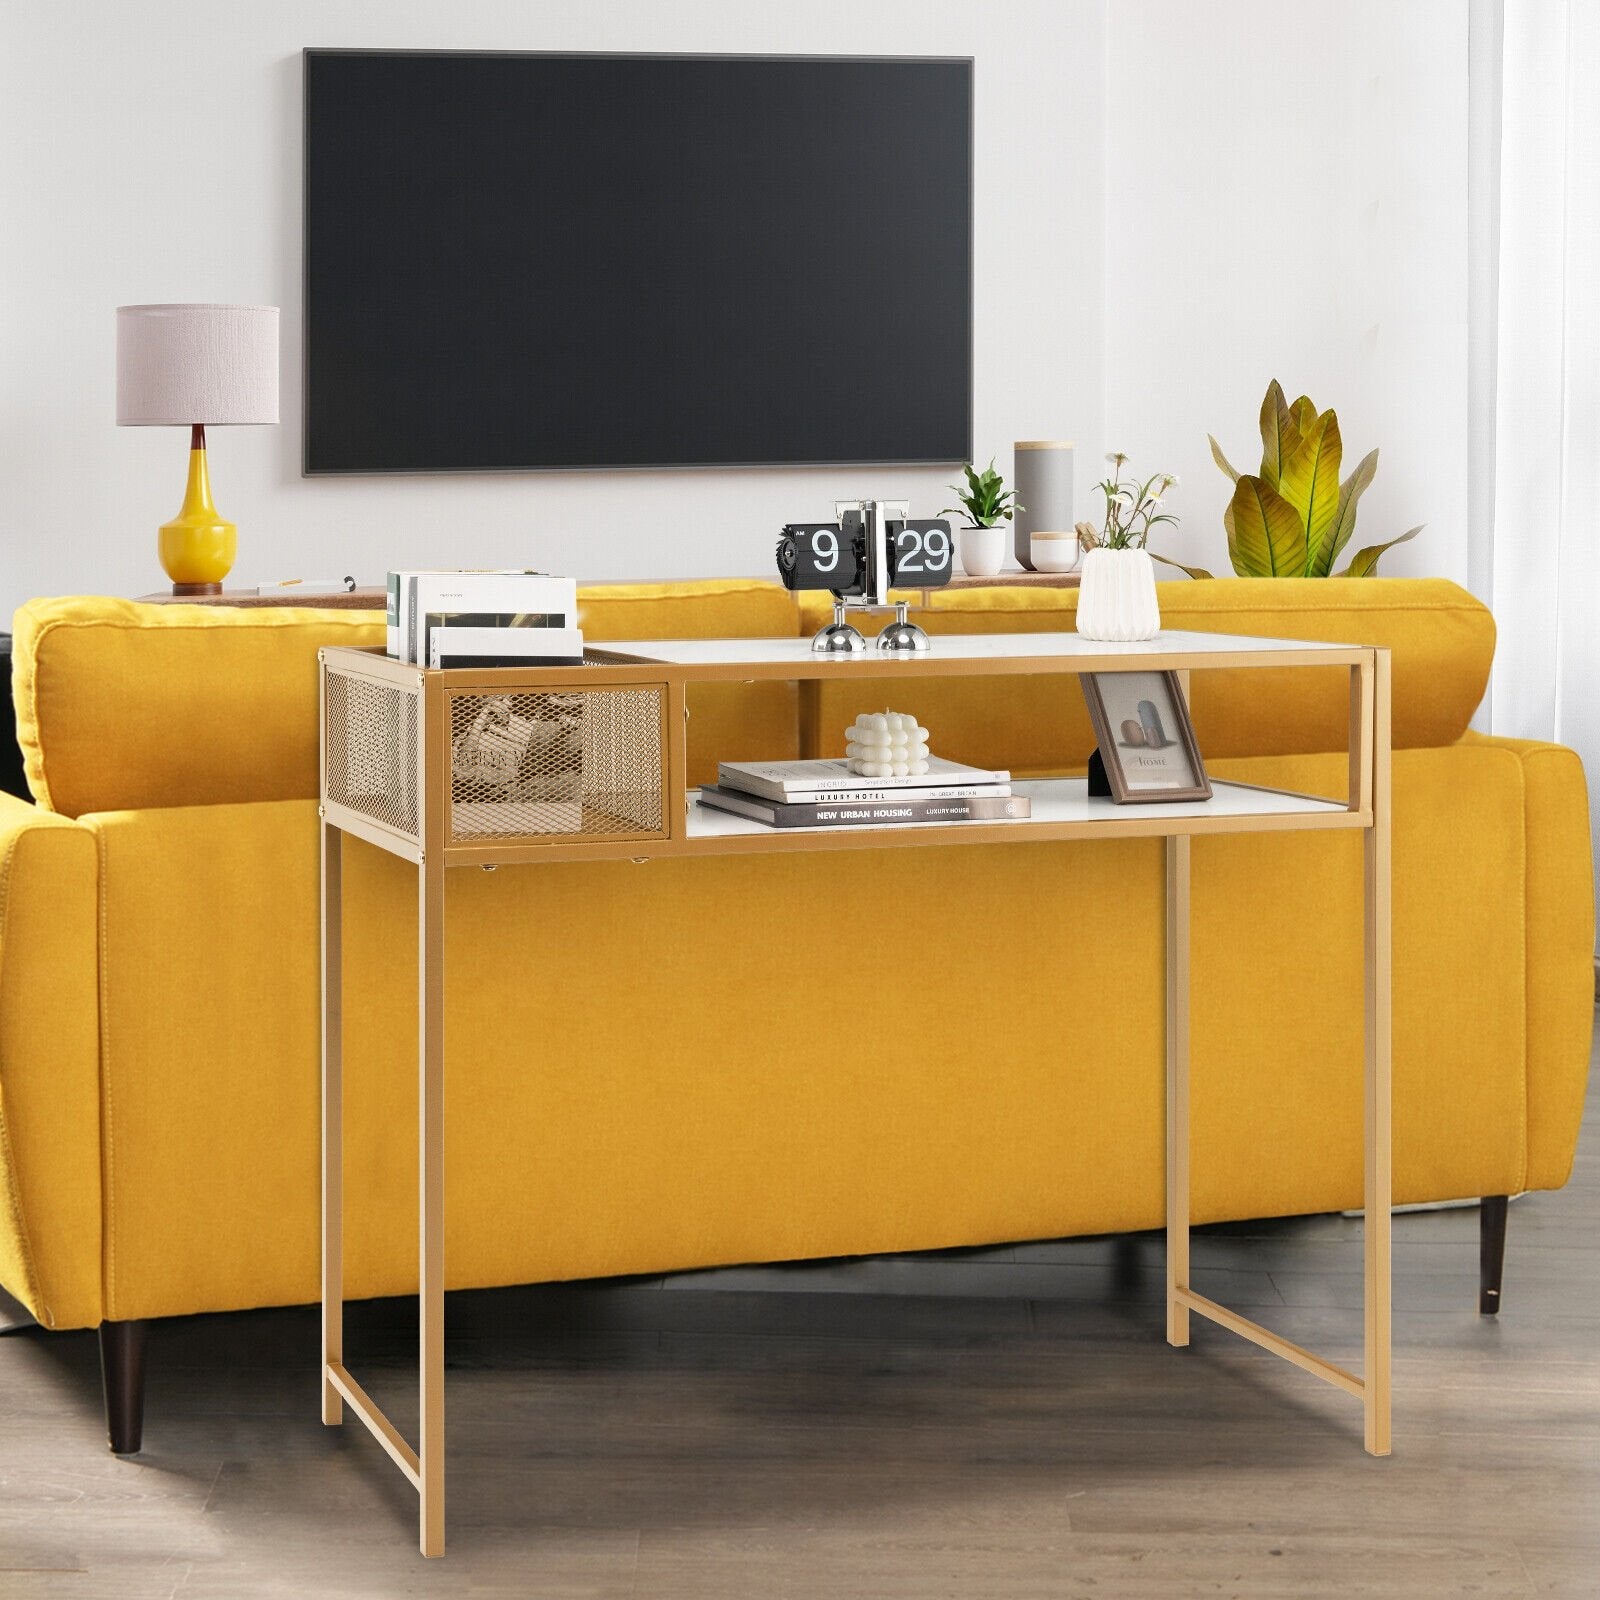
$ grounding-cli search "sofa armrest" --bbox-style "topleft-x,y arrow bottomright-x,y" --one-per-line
1463,733 -> 1596,1189
0,793 -> 102,1327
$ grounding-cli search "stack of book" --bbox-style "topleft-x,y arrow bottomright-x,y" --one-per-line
698,757 -> 1029,829
387,570 -> 584,667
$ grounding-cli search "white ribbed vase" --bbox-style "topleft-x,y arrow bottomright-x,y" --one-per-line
1074,547 -> 1160,641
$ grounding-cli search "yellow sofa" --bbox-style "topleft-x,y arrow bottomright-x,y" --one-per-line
1,578 -> 1592,1451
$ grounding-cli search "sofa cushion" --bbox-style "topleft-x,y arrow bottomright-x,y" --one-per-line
79,738 -> 1540,1320
797,578 -> 1494,772
576,578 -> 798,642
12,598 -> 386,816
12,582 -> 801,815
576,580 -> 801,785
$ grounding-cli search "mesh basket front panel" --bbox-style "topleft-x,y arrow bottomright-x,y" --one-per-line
446,687 -> 664,842
325,669 -> 420,839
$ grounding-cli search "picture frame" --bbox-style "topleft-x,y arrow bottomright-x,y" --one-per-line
1080,670 -> 1212,804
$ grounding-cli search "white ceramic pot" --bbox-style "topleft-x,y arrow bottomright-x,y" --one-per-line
1075,547 -> 1160,641
1030,532 -> 1080,573
958,523 -> 1008,577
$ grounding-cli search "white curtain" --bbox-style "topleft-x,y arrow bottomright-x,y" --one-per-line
1489,0 -> 1600,930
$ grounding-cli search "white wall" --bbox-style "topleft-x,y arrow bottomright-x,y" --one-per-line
1102,1 -> 1470,585
0,1 -> 1105,615
2,2 -> 1471,614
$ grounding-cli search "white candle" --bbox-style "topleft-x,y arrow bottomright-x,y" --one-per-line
845,709 -> 932,776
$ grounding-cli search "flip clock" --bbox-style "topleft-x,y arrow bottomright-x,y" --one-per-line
774,499 -> 954,653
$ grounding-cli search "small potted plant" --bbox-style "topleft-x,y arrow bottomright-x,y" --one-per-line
1072,453 -> 1175,641
941,458 -> 1022,577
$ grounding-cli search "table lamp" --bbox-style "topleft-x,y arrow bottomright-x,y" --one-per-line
116,304 -> 280,595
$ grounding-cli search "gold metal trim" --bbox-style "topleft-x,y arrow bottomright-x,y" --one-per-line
325,1362 -> 422,1487
1173,1292 -> 1366,1399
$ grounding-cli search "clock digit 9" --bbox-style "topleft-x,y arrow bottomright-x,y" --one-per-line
775,523 -> 865,593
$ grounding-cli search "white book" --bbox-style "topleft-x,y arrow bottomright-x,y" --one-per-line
385,571 -> 409,657
717,756 -> 1010,804
430,626 -> 586,668
394,572 -> 579,663
766,780 -> 1011,804
389,569 -> 541,657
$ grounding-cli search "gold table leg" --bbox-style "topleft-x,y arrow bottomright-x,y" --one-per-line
1166,834 -> 1191,1347
1364,651 -> 1393,1456
321,820 -> 343,1425
419,854 -> 446,1553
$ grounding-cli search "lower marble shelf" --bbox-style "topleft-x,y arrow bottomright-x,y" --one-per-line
685,777 -> 1352,842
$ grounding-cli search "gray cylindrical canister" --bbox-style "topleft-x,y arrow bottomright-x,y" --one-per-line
1013,441 -> 1075,571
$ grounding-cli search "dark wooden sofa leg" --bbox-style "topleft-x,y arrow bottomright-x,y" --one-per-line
1480,1195 -> 1509,1315
99,1320 -> 148,1453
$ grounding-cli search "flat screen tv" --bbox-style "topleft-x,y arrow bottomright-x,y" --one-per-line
303,50 -> 973,474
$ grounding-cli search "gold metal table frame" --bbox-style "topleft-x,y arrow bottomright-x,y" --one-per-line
317,631 -> 1392,1557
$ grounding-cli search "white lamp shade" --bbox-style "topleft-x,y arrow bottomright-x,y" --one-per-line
116,303 -> 280,426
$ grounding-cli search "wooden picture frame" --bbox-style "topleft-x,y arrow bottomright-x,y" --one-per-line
1080,669 -> 1212,803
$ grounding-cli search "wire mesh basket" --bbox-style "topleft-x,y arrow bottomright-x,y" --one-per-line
445,686 -> 664,843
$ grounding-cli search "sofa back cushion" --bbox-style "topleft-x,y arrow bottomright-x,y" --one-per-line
13,598 -> 386,815
13,582 -> 799,815
796,578 -> 1493,773
577,581 -> 800,786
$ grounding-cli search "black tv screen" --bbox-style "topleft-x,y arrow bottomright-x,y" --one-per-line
303,50 -> 974,474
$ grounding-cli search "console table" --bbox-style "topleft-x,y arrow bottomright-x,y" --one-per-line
318,630 -> 1392,1557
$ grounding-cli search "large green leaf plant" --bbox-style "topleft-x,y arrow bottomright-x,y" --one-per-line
1165,380 -> 1422,579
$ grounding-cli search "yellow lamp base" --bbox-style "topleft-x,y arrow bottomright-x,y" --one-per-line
159,426 -> 238,594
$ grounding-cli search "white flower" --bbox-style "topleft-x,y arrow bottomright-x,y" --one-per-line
1105,451 -> 1127,464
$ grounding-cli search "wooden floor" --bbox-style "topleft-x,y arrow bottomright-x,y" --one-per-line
2,1030 -> 1596,1598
